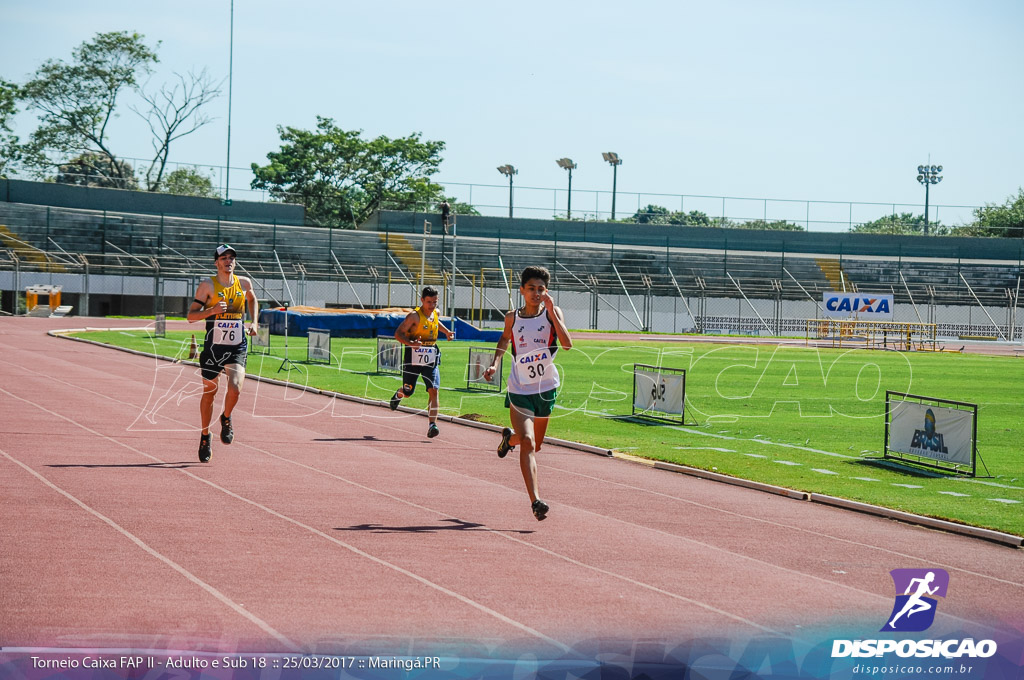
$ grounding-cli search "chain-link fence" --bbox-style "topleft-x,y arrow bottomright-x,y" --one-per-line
0,204 -> 1020,342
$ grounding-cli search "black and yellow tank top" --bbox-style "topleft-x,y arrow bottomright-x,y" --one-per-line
408,306 -> 439,345
204,275 -> 247,347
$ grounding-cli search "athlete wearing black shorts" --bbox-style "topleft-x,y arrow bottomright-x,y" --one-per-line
388,286 -> 455,438
187,244 -> 258,462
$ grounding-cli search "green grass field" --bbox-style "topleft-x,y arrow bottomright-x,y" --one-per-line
71,329 -> 1024,537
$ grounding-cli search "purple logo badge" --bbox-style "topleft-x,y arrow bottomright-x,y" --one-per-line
881,568 -> 949,632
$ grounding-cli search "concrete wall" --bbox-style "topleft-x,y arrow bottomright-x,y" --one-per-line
0,178 -> 304,226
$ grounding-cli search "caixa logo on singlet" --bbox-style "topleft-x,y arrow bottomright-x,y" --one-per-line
518,350 -> 549,364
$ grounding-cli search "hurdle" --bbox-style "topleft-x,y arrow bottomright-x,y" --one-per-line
806,319 -> 938,351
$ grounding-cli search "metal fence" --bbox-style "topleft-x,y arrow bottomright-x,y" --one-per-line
11,160 -> 995,234
1,207 -> 1020,343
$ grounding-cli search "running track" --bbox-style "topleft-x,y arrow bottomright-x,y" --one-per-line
1,318 -> 1021,659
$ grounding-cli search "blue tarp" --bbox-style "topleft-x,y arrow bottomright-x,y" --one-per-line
258,309 -> 503,342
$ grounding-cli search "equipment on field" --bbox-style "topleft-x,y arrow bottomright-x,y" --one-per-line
250,324 -> 271,355
467,346 -> 502,392
632,364 -> 687,424
307,328 -> 332,365
806,319 -> 938,351
884,391 -> 987,477
376,336 -> 403,375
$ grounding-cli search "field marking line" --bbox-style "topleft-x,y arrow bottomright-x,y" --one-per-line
0,446 -> 299,651
0,385 -> 571,654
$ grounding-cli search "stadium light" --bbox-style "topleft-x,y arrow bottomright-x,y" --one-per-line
556,158 -> 577,219
223,0 -> 235,205
497,164 -> 517,218
916,162 -> 943,235
602,152 -> 623,220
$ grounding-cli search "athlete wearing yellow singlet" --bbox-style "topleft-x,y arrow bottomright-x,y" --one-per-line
187,245 -> 258,463
388,286 -> 455,439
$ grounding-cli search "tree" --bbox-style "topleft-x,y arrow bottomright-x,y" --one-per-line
19,31 -> 159,183
629,205 -> 712,226
851,212 -> 946,235
0,79 -> 20,177
632,204 -> 671,224
159,166 -> 218,198
435,196 -> 479,216
133,69 -> 220,191
16,31 -> 219,191
251,117 -> 446,226
55,152 -> 137,189
959,189 -> 1024,238
735,219 -> 804,231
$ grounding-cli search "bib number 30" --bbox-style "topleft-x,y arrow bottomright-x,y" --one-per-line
516,351 -> 552,385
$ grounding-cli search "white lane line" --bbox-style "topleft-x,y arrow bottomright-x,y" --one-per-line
775,460 -> 802,466
853,477 -> 879,482
938,491 -> 970,497
540,462 -> 1024,594
5,350 -> 1024,613
811,469 -> 839,475
892,484 -> 924,489
0,385 -> 571,653
988,499 -> 1021,504
0,446 -> 298,651
0,361 -> 795,637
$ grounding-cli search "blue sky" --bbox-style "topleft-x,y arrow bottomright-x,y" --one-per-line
2,1 -> 1022,225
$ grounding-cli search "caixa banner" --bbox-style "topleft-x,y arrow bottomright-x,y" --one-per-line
822,293 -> 894,320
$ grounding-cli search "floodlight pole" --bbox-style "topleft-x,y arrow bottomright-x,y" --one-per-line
557,158 -> 577,219
610,161 -> 618,220
916,162 -> 943,235
507,174 -> 514,218
566,166 -> 573,219
224,0 -> 234,202
604,152 -> 622,220
497,165 -> 517,218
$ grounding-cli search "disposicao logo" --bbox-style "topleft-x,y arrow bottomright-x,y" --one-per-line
882,568 -> 948,632
831,568 -> 998,659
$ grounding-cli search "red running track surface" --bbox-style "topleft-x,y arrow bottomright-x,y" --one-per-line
1,317 -> 1021,658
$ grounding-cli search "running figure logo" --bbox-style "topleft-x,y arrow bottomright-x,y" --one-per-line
881,568 -> 949,632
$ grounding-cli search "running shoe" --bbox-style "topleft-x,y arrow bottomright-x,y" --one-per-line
389,391 -> 401,411
219,413 -> 234,445
497,427 -> 514,458
531,499 -> 549,521
427,423 -> 440,438
198,433 -> 212,463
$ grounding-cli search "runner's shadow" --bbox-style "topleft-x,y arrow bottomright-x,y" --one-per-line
335,518 -> 533,534
47,462 -> 200,469
312,435 -> 406,442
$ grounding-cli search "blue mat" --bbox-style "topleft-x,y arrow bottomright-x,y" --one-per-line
258,309 -> 502,342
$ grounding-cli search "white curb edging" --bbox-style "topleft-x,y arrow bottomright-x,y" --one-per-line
48,328 -> 1023,548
